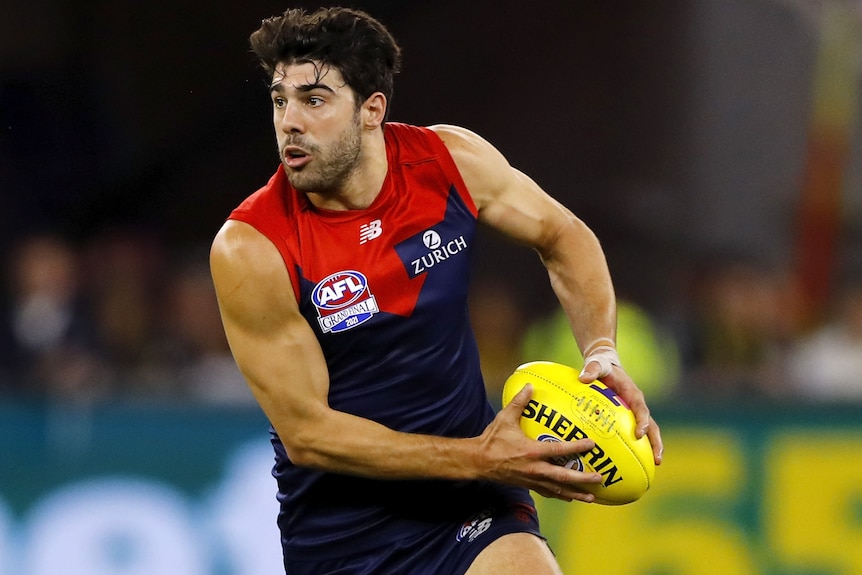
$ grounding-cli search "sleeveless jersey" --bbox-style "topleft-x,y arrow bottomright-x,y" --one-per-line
228,123 -> 505,561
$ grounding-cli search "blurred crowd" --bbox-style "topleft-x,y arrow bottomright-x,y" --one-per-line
2,1 -> 859,408
472,252 -> 862,409
2,228 -> 861,407
0,229 -> 254,406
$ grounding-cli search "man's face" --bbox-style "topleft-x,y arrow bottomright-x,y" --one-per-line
269,61 -> 363,194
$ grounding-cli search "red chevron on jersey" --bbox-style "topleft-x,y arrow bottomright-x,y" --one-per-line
229,123 -> 479,323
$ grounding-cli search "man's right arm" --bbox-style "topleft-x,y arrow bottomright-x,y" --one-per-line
209,219 -> 602,500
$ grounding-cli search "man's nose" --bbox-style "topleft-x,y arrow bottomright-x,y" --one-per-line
278,102 -> 305,133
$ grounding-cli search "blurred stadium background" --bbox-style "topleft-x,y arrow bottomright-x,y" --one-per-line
1,0 -> 861,573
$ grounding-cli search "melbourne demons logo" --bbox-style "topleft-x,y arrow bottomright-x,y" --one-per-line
311,271 -> 379,333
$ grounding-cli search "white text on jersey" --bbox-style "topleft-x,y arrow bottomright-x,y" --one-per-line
411,235 -> 468,275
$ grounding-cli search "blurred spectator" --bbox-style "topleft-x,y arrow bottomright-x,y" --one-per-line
679,255 -> 801,400
520,300 -> 681,403
0,228 -> 255,405
787,270 -> 862,401
0,233 -> 111,401
157,249 -> 252,405
80,227 -> 172,399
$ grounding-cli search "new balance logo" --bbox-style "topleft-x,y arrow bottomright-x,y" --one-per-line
359,219 -> 383,244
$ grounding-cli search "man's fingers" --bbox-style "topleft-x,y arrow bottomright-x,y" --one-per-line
532,465 -> 603,502
630,394 -> 655,444
635,408 -> 650,439
578,360 -> 601,382
647,416 -> 663,465
579,347 -> 620,381
631,406 -> 663,465
535,486 -> 597,504
506,383 -> 532,413
542,436 -> 595,459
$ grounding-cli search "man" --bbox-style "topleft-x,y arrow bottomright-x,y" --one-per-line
210,7 -> 663,574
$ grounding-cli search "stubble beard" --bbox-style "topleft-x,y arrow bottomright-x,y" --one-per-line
280,112 -> 363,195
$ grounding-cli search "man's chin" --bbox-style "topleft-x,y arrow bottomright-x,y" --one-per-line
283,164 -> 305,181
285,170 -> 322,194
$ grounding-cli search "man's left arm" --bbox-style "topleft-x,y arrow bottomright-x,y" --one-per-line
431,124 -> 663,465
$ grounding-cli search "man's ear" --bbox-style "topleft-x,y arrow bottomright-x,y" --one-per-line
361,92 -> 387,128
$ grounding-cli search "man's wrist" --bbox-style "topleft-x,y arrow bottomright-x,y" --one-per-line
580,340 -> 621,378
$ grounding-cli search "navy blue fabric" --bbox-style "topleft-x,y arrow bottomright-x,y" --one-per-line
280,483 -> 544,574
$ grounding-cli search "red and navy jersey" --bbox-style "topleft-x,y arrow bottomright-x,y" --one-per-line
229,123 -> 509,560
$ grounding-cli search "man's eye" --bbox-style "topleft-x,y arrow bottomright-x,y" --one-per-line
273,97 -> 286,108
308,96 -> 324,107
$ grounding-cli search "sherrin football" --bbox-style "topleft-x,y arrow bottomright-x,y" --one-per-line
502,361 -> 655,505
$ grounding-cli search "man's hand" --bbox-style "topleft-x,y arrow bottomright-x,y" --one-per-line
474,384 -> 604,502
579,352 -> 664,466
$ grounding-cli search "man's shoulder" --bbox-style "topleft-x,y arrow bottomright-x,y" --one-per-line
386,122 -> 474,149
384,122 -> 444,163
425,124 -> 485,154
387,122 -> 485,159
385,122 -> 434,145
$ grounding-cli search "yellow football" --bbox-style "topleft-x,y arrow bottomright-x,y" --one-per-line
502,361 -> 655,505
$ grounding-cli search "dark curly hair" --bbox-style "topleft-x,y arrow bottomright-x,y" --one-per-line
250,7 -> 402,117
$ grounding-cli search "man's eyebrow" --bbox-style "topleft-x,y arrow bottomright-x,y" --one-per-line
269,80 -> 336,94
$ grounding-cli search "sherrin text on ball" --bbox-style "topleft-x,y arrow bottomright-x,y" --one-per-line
502,361 -> 655,505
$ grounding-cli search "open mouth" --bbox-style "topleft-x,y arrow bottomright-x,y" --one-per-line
282,147 -> 311,169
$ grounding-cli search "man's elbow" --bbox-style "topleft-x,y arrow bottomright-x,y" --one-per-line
280,429 -> 328,468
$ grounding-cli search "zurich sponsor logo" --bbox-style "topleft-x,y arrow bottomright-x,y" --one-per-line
422,229 -> 442,249
537,434 -> 584,471
311,270 -> 379,333
406,228 -> 468,278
